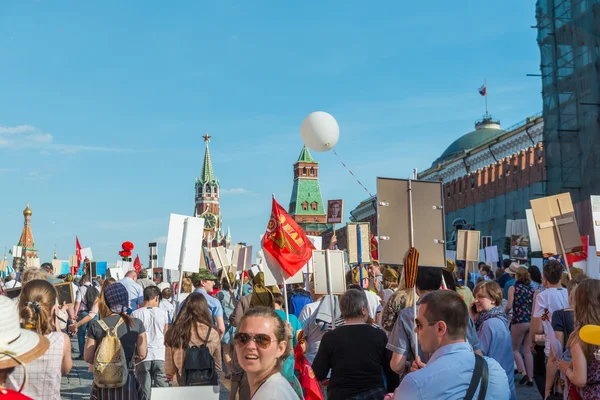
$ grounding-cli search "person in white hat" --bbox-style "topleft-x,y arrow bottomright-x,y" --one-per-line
0,295 -> 50,399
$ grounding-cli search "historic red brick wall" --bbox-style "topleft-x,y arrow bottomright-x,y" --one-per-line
444,143 -> 545,213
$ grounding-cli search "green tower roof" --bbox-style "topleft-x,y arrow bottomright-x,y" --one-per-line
201,140 -> 215,183
289,147 -> 325,216
297,146 -> 316,163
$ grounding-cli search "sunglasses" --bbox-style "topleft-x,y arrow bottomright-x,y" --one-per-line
234,332 -> 273,349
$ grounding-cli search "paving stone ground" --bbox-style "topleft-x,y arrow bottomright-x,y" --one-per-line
62,337 -> 541,399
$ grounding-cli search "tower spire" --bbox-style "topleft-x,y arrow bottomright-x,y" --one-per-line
201,133 -> 215,182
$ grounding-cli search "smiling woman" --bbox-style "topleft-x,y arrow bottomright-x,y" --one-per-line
234,307 -> 299,400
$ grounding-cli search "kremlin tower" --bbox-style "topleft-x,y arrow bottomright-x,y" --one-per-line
13,204 -> 38,269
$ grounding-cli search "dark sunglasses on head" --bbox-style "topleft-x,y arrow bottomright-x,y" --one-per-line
234,332 -> 272,349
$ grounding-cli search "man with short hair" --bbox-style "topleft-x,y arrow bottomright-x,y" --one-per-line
41,262 -> 63,284
179,269 -> 225,336
133,286 -> 169,399
120,270 -> 144,310
394,290 -> 510,398
497,258 -> 514,288
137,269 -> 156,290
387,266 -> 482,375
532,260 -> 569,397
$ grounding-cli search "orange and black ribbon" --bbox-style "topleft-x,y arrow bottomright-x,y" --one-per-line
405,247 -> 419,289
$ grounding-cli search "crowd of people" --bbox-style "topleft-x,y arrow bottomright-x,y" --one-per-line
0,255 -> 598,399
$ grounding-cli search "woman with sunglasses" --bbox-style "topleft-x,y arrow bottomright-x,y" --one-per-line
164,292 -> 222,385
234,307 -> 299,399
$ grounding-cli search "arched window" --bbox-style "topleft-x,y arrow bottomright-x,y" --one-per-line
214,186 -> 218,197
310,167 -> 314,176
206,183 -> 211,194
303,167 -> 307,176
302,201 -> 309,211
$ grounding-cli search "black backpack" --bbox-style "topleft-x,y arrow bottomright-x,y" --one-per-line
178,327 -> 218,386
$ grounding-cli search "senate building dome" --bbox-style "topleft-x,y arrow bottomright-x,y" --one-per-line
430,116 -> 504,168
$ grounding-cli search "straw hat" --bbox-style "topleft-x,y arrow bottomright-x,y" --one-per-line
506,263 -> 520,275
0,295 -> 49,369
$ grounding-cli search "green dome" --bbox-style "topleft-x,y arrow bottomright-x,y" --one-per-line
431,119 -> 504,167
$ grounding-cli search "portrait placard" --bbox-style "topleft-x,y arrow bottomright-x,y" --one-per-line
326,199 -> 344,224
54,282 -> 74,306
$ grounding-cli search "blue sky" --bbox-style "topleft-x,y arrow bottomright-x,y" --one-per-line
0,1 -> 542,267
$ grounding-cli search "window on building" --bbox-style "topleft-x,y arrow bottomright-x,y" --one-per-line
310,167 -> 314,176
214,187 -> 218,196
303,167 -> 307,175
311,201 -> 318,211
302,201 -> 309,211
206,183 -> 211,194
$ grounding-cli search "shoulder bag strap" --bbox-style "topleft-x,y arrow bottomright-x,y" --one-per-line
204,326 -> 212,344
465,354 -> 488,400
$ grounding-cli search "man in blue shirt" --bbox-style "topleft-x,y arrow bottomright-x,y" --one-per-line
179,269 -> 225,336
387,267 -> 482,374
119,270 -> 144,310
394,290 -> 510,399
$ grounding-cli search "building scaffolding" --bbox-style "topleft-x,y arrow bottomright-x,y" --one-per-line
536,0 -> 600,204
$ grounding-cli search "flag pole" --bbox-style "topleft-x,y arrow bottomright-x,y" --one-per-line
176,217 -> 189,309
325,249 -> 336,329
408,170 -> 418,359
484,79 -> 488,117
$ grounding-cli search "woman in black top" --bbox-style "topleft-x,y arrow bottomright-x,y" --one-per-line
312,288 -> 394,400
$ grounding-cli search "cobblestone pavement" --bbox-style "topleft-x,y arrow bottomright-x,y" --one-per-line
62,337 -> 540,399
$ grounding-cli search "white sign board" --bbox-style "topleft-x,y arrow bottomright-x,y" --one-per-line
305,236 -> 322,274
312,250 -> 347,295
152,386 -> 219,400
163,214 -> 205,273
525,209 -> 542,253
588,246 -> 600,279
109,268 -> 124,281
80,247 -> 93,261
262,248 -> 304,286
591,196 -> 600,253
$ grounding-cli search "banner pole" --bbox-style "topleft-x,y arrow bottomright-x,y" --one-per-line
282,275 -> 290,324
176,218 -> 189,309
325,249 -> 336,329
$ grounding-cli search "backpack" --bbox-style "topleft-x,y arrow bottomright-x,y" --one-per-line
178,327 -> 218,386
93,318 -> 128,389
289,291 -> 312,318
250,285 -> 274,308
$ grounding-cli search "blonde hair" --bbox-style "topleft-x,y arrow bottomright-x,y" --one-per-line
516,267 -> 531,285
473,281 -> 503,307
569,279 -> 600,362
21,267 -> 47,285
181,278 -> 193,293
19,279 -> 57,335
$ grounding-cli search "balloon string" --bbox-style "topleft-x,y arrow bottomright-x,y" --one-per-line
331,149 -> 374,198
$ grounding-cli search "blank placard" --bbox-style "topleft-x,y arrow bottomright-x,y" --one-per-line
312,250 -> 346,295
530,193 -> 582,256
456,230 -> 481,262
163,214 -> 205,273
377,178 -> 446,267
262,249 -> 304,286
152,386 -> 219,400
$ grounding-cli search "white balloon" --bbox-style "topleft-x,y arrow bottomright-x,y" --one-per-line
300,111 -> 339,152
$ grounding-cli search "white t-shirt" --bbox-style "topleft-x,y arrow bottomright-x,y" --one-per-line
299,301 -> 323,364
533,287 -> 569,356
253,372 -> 299,400
4,280 -> 21,289
159,299 -> 175,324
132,307 -> 168,361
365,290 -> 382,320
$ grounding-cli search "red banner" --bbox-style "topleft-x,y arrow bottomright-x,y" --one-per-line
370,232 -> 379,261
133,255 -> 142,274
262,197 -> 315,277
566,236 -> 588,266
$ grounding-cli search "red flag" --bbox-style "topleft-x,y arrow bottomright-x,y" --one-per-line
262,197 -> 315,277
566,236 -> 588,266
133,255 -> 142,274
370,232 -> 379,261
294,343 -> 324,400
75,236 -> 82,275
